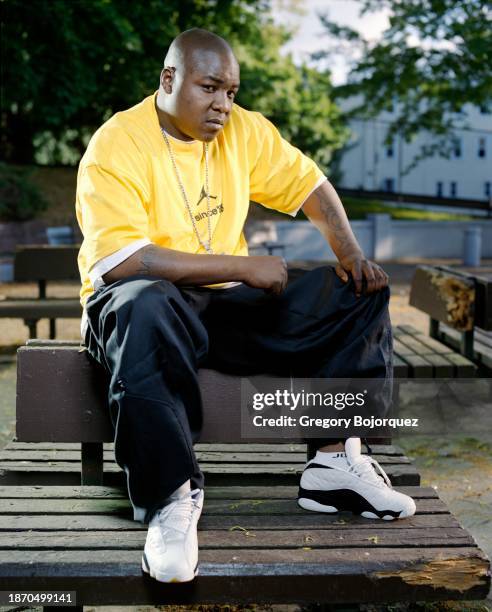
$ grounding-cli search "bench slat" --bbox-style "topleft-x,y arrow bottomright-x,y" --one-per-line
0,527 -> 474,550
0,461 -> 420,486
4,441 -> 407,455
1,547 -> 488,607
0,450 -> 411,465
0,298 -> 81,317
0,485 -> 439,499
0,497 -> 448,515
0,512 -> 460,531
397,354 -> 434,377
438,325 -> 492,369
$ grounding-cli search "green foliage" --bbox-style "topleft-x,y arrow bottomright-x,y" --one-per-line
316,0 -> 492,166
1,0 -> 348,169
0,164 -> 49,222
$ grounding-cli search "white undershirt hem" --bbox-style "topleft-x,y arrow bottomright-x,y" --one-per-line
81,238 -> 152,338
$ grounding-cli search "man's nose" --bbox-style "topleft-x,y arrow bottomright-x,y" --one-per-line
212,91 -> 231,114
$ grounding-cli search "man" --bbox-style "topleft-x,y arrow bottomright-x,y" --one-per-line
76,28 -> 415,584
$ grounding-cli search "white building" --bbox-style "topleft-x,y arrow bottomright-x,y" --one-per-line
337,99 -> 492,202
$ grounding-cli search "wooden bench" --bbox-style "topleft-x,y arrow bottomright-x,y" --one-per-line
0,245 -> 81,338
410,264 -> 492,373
0,336 -> 489,608
1,479 -> 489,608
1,326 -> 474,486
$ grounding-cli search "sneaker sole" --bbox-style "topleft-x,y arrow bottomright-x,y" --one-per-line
298,496 -> 402,520
298,487 -> 405,520
298,497 -> 338,514
141,552 -> 198,583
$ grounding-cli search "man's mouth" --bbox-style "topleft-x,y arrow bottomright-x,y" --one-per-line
205,118 -> 224,128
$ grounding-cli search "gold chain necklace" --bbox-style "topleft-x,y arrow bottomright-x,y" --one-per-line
161,128 -> 213,254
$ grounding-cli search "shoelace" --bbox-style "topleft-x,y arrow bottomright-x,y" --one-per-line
347,455 -> 393,489
325,455 -> 392,489
157,488 -> 201,533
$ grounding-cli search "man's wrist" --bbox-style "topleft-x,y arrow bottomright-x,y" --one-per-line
230,255 -> 250,283
339,249 -> 364,267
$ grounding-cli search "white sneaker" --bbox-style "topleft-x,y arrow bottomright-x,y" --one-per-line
298,438 -> 416,520
142,487 -> 204,582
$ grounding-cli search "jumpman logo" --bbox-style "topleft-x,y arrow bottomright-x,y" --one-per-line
196,185 -> 217,207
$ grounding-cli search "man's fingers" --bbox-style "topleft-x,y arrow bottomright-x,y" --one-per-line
361,260 -> 377,293
351,260 -> 363,296
348,259 -> 389,296
374,265 -> 389,290
335,263 -> 349,282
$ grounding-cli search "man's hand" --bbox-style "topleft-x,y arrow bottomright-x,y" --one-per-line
240,255 -> 288,295
335,254 -> 389,297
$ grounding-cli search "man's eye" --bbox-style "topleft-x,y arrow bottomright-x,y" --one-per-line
227,91 -> 235,99
203,85 -> 215,92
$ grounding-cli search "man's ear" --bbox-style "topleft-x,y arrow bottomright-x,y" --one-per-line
161,67 -> 175,94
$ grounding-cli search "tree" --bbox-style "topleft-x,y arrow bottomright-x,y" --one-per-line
315,0 -> 492,165
1,0 -> 347,168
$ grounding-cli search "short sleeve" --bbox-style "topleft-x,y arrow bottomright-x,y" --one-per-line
76,162 -> 150,270
248,111 -> 326,216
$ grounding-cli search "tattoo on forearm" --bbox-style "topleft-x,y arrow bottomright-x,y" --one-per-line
315,190 -> 354,254
136,245 -> 155,275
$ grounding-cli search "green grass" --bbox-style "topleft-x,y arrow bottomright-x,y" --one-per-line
341,196 -> 474,221
251,198 -> 474,223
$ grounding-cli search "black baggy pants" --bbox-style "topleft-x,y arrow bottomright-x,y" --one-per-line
84,265 -> 393,523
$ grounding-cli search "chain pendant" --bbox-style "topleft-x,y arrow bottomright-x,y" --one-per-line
161,128 -> 214,255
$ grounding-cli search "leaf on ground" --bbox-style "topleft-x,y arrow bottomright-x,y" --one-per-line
229,525 -> 256,537
368,535 -> 379,544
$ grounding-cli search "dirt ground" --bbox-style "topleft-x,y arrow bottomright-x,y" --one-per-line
0,268 -> 491,611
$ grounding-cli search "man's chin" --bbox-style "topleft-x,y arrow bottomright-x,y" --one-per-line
198,132 -> 220,143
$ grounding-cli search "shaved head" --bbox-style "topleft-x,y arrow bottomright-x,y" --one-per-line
156,28 -> 240,142
164,28 -> 237,74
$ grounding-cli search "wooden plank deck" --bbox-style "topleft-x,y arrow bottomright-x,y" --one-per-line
0,442 -> 420,486
0,484 -> 489,605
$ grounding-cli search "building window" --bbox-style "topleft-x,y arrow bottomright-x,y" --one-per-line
386,143 -> 394,158
486,182 -> 491,198
450,181 -> 457,198
384,178 -> 395,192
436,181 -> 443,197
479,104 -> 490,114
478,137 -> 486,158
453,139 -> 462,158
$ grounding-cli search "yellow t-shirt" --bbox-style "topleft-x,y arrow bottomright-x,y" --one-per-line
76,92 -> 325,307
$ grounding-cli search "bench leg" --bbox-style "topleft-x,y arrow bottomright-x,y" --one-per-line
461,329 -> 474,361
24,318 -> 38,339
49,317 -> 56,339
429,317 -> 439,339
81,442 -> 103,485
